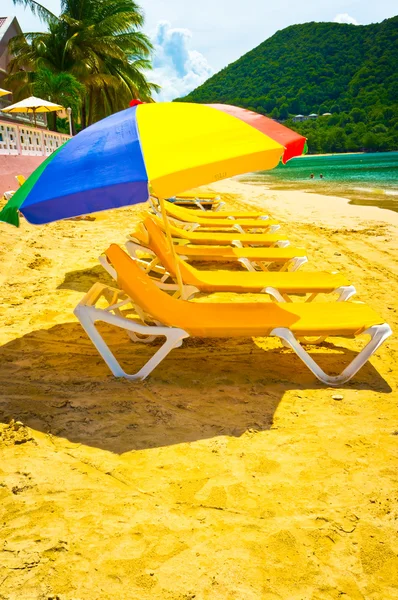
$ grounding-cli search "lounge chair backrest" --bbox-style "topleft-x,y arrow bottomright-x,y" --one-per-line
164,202 -> 191,221
143,216 -> 203,284
151,214 -> 184,238
143,216 -> 202,283
143,216 -> 180,277
131,221 -> 150,245
106,244 -> 185,326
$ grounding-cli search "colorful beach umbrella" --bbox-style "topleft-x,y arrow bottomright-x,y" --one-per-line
0,87 -> 11,97
0,102 -> 306,227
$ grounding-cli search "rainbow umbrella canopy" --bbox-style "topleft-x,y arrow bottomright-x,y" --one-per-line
0,103 -> 306,227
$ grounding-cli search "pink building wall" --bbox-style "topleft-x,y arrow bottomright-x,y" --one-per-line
0,154 -> 45,196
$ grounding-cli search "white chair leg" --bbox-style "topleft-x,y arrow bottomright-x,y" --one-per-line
237,257 -> 256,272
232,223 -> 245,234
74,304 -> 189,380
334,285 -> 356,301
263,287 -> 286,302
270,324 -> 392,386
287,257 -> 308,272
194,199 -> 206,211
98,254 -> 117,280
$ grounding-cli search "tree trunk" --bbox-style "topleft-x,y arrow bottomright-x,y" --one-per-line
81,101 -> 87,130
48,112 -> 57,132
87,91 -> 94,127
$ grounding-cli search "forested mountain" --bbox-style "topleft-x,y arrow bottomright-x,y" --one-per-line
178,17 -> 398,153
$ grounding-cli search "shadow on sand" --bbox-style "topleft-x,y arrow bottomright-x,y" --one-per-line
0,316 -> 391,455
57,264 -> 114,292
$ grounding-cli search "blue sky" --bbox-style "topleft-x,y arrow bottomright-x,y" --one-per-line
2,0 -> 397,100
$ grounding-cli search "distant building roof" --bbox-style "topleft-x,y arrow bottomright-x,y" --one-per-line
295,114 -> 304,117
322,112 -> 332,116
0,16 -> 22,43
0,16 -> 22,76
309,113 -> 318,117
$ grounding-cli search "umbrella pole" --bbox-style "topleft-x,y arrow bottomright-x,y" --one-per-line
33,108 -> 37,128
159,196 -> 185,299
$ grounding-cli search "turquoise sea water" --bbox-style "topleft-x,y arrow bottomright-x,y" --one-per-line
242,151 -> 398,213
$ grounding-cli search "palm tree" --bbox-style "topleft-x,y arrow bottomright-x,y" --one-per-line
6,0 -> 159,128
33,68 -> 84,131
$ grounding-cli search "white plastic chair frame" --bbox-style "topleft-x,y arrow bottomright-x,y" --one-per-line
74,282 -> 392,385
74,283 -> 189,380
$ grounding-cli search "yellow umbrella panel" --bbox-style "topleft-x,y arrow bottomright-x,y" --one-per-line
138,103 -> 284,199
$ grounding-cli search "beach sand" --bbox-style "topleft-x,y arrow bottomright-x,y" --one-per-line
0,180 -> 397,599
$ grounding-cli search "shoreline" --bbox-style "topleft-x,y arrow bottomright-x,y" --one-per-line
297,151 -> 366,157
211,178 -> 398,227
237,176 -> 398,214
1,180 -> 397,598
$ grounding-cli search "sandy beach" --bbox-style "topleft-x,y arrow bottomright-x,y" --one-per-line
0,180 -> 397,599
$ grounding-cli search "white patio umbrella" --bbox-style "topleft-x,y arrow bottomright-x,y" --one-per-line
2,95 -> 64,127
0,88 -> 12,97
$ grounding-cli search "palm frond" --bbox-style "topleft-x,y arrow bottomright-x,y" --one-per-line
12,0 -> 59,23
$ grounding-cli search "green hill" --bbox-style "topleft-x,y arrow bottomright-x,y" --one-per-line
178,17 -> 398,153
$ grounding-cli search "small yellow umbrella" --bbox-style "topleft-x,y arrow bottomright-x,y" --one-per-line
2,95 -> 64,127
0,88 -> 11,97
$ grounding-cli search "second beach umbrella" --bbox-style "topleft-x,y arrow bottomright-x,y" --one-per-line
2,95 -> 64,128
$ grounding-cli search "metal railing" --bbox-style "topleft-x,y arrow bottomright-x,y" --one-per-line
0,119 -> 71,156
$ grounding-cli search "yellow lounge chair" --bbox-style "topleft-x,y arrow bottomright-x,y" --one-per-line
162,197 -> 271,220
150,199 -> 280,233
126,221 -> 308,272
146,215 -> 289,247
3,174 -> 26,201
168,191 -> 224,211
124,216 -> 355,302
74,244 -> 391,385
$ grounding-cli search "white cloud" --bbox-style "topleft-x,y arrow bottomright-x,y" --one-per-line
150,21 -> 214,101
333,13 -> 360,25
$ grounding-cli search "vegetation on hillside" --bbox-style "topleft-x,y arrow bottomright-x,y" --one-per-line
179,17 -> 398,153
6,0 -> 158,129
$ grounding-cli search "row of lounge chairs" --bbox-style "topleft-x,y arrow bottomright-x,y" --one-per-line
74,193 -> 392,386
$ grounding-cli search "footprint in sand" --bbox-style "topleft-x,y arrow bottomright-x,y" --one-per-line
27,254 -> 53,269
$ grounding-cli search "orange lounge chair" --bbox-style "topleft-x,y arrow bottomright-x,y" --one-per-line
74,244 -> 391,386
